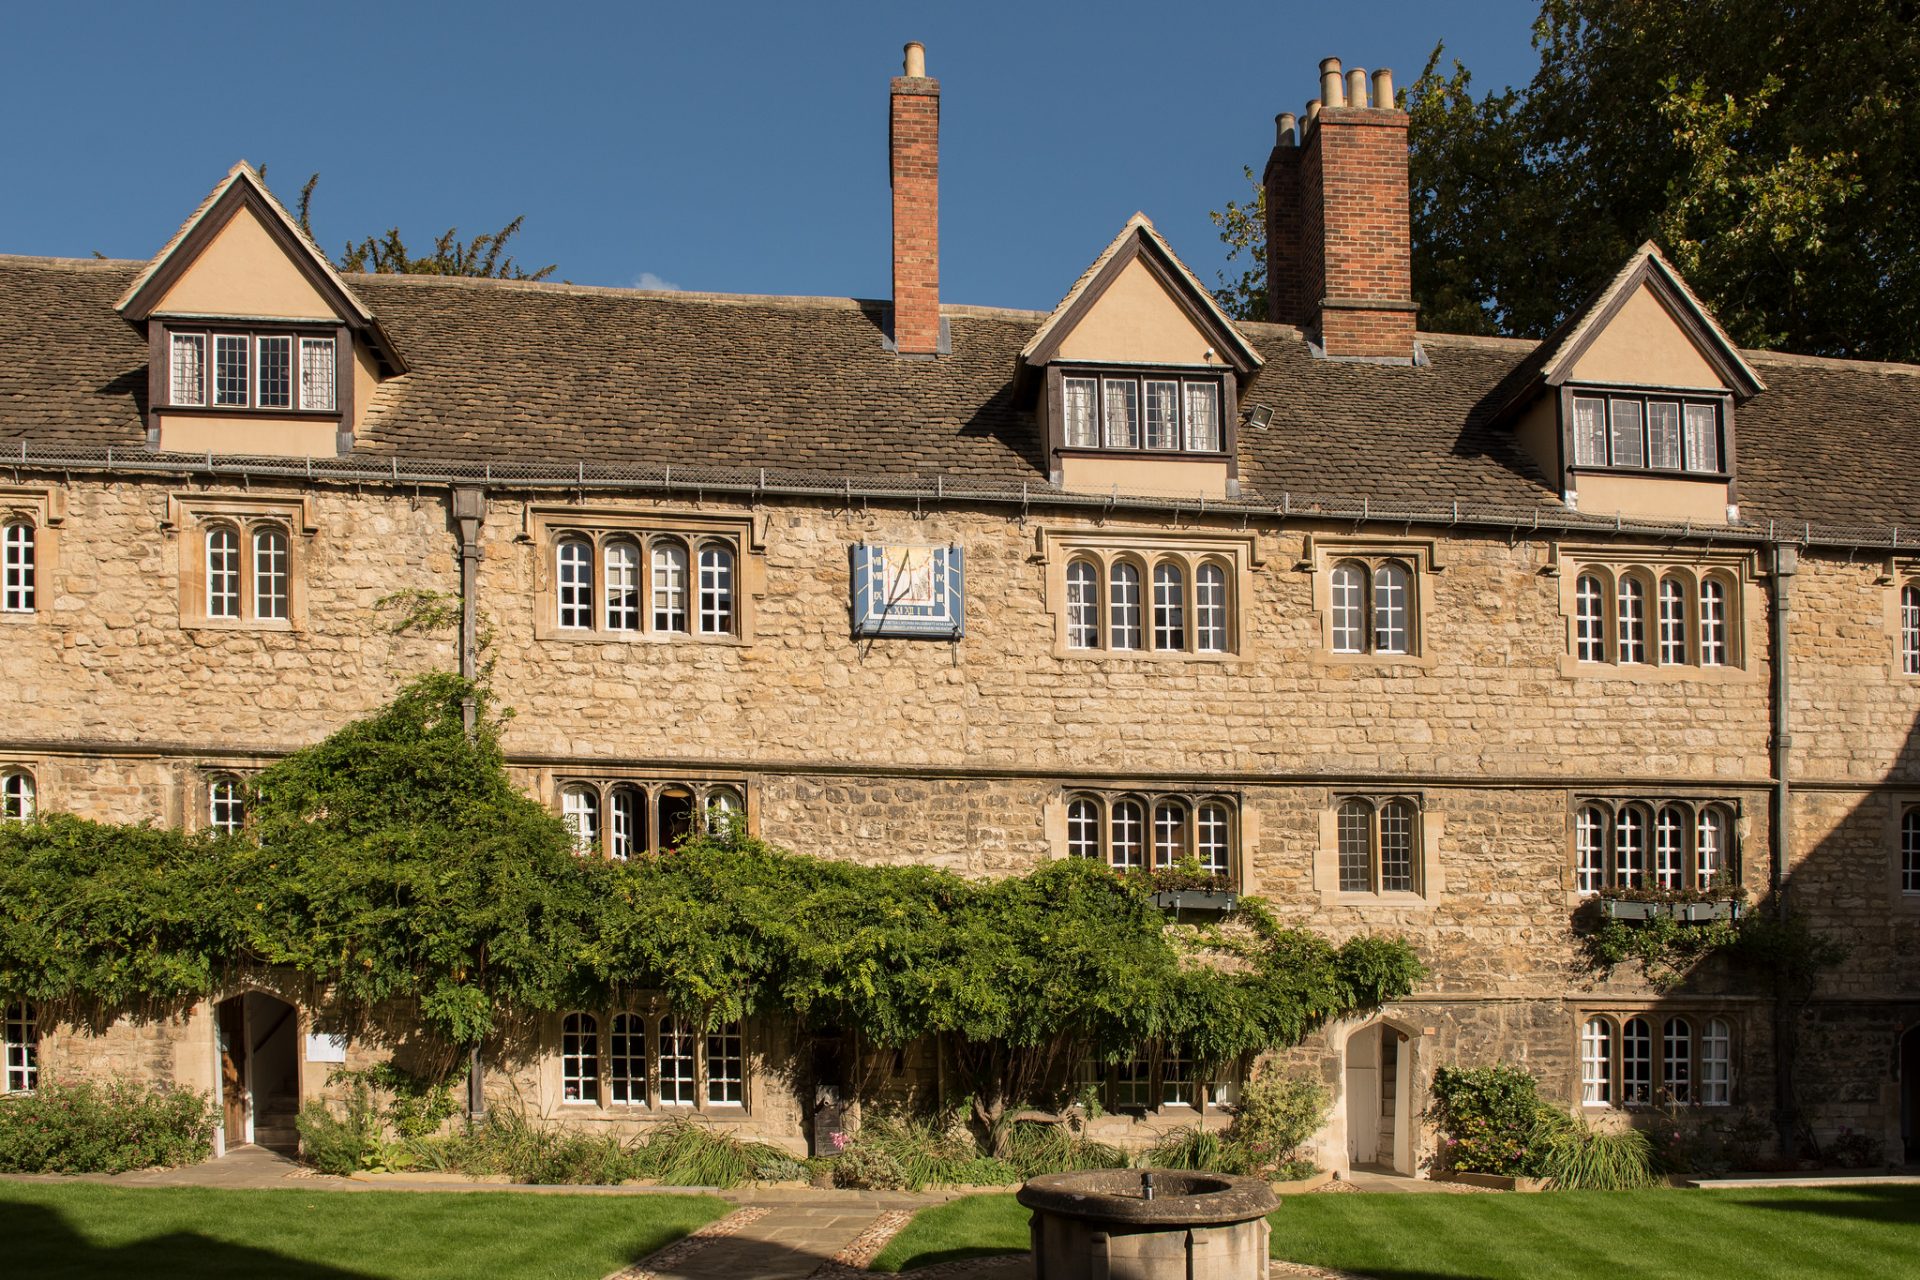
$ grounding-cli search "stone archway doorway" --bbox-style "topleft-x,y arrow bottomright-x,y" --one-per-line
215,992 -> 301,1155
1345,1022 -> 1414,1174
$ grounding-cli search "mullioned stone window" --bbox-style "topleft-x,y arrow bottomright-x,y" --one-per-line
1,768 -> 35,822
528,508 -> 763,645
0,486 -> 64,621
1303,535 -> 1441,666
557,1009 -> 748,1113
1080,1042 -> 1233,1115
1061,790 -> 1239,882
1572,797 -> 1738,895
1552,544 -> 1756,677
1038,527 -> 1258,661
1579,1010 -> 1734,1108
3,1001 -> 37,1094
555,777 -> 746,859
166,492 -> 313,631
1313,793 -> 1443,905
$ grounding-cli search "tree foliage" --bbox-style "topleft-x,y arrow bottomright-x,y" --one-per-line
0,675 -> 1421,1115
292,173 -> 555,280
1214,1 -> 1920,361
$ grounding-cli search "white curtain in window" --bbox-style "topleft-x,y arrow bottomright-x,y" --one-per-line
171,333 -> 206,406
1063,378 -> 1098,448
1572,397 -> 1608,467
1101,379 -> 1139,448
1183,382 -> 1221,451
1646,401 -> 1682,469
299,337 -> 337,411
1683,403 -> 1721,472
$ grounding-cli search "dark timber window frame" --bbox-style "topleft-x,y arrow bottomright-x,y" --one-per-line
162,324 -> 345,417
1052,366 -> 1233,459
1562,384 -> 1737,487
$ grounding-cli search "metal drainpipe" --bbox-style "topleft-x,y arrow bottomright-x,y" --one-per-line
451,486 -> 487,1117
1768,541 -> 1798,1155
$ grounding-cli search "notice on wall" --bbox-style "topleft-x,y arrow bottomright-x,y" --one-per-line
304,1033 -> 349,1063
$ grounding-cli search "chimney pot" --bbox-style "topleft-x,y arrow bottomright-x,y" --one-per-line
1276,112 -> 1297,146
1319,57 -> 1345,108
1346,67 -> 1369,107
1372,68 -> 1395,108
903,40 -> 926,78
1306,98 -> 1322,126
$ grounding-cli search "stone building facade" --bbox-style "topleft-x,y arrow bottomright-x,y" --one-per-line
2,48 -> 1918,1173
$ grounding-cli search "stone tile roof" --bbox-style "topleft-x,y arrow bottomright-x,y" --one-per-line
1,254 -> 1916,537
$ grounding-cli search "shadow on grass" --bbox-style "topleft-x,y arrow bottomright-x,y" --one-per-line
893,1244 -> 1027,1272
1714,1186 -> 1920,1227
6,1201 -> 386,1280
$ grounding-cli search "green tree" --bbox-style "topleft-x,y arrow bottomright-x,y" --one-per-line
1214,1 -> 1920,361
291,173 -> 555,280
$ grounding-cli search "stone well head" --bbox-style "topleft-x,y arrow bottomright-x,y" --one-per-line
1016,1168 -> 1278,1280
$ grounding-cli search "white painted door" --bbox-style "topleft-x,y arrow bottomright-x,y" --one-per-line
1346,1064 -> 1379,1164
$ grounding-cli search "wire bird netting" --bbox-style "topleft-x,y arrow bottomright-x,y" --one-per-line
2,440 -> 1907,552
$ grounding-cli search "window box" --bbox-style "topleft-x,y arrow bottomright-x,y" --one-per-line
1601,899 -> 1664,922
1151,888 -> 1237,913
1675,900 -> 1742,923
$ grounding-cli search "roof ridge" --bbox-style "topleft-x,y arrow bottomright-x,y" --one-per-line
0,253 -> 144,270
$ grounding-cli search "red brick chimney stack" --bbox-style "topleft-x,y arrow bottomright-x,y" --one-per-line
1265,57 -> 1418,361
890,41 -> 942,357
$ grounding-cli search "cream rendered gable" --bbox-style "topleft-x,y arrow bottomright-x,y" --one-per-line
1052,256 -> 1220,367
153,202 -> 338,321
1568,282 -> 1727,391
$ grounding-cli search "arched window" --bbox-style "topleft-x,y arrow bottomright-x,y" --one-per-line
1902,807 -> 1920,895
1617,576 -> 1647,664
1615,806 -> 1647,888
1151,800 -> 1187,868
604,540 -> 641,631
705,787 -> 743,832
1657,576 -> 1688,665
1330,561 -> 1367,654
1,771 -> 34,823
1195,802 -> 1231,877
652,540 -> 689,633
1194,563 -> 1228,653
658,786 -> 695,848
1109,799 -> 1145,870
3,1001 -> 36,1094
206,525 -> 241,619
1379,799 -> 1416,892
3,522 -> 35,614
1701,1019 -> 1732,1105
561,784 -> 600,854
556,538 -> 593,630
1151,562 -> 1185,652
1115,1046 -> 1153,1109
1336,798 -> 1372,892
609,1013 -> 647,1105
707,1020 -> 744,1105
1663,1017 -> 1693,1104
1065,559 -> 1100,649
1700,577 -> 1729,667
1575,573 -> 1606,662
1698,807 -> 1731,890
561,1013 -> 599,1104
1575,805 -> 1607,893
608,786 -> 643,860
1655,806 -> 1687,890
1621,1017 -> 1653,1105
208,775 -> 245,835
659,1015 -> 697,1105
1067,797 -> 1101,860
1108,562 -> 1142,650
252,526 -> 289,621
697,544 -> 734,635
1372,562 -> 1410,654
1906,585 -> 1920,677
1581,1017 -> 1612,1104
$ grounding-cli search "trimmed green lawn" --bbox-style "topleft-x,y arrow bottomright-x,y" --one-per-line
0,1183 -> 730,1280
870,1187 -> 1920,1278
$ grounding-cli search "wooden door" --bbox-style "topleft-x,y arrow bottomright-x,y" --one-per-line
218,999 -> 247,1148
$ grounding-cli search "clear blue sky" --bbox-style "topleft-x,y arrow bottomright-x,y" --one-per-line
1,1 -> 1541,312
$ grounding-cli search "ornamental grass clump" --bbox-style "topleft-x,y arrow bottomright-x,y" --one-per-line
1001,1118 -> 1128,1179
0,1079 -> 213,1173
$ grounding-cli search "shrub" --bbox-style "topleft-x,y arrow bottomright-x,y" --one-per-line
1002,1119 -> 1128,1179
1427,1064 -> 1555,1177
1225,1074 -> 1328,1176
0,1079 -> 213,1174
831,1112 -> 988,1190
1538,1117 -> 1659,1190
630,1117 -> 794,1188
1828,1128 -> 1884,1169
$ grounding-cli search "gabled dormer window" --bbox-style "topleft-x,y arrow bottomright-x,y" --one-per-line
169,329 -> 337,413
1569,391 -> 1725,475
1060,370 -> 1225,454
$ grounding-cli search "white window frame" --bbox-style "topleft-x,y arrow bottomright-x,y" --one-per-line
256,335 -> 293,409
1575,573 -> 1607,662
1108,561 -> 1142,650
609,1012 -> 647,1106
706,1021 -> 744,1106
1581,1017 -> 1612,1105
253,527 -> 289,621
1151,562 -> 1185,652
3,1001 -> 36,1095
1065,559 -> 1100,649
562,784 -> 600,855
1,770 -> 34,823
213,334 -> 251,406
298,337 -> 337,412
1576,797 -> 1737,894
206,525 -> 242,619
652,540 -> 689,633
561,1012 -> 600,1105
697,543 -> 735,636
604,540 -> 641,632
208,774 -> 245,835
2,522 -> 33,614
1621,1016 -> 1654,1105
170,333 -> 207,406
659,1015 -> 697,1106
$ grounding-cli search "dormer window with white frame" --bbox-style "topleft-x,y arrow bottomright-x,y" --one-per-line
1060,371 -> 1225,455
